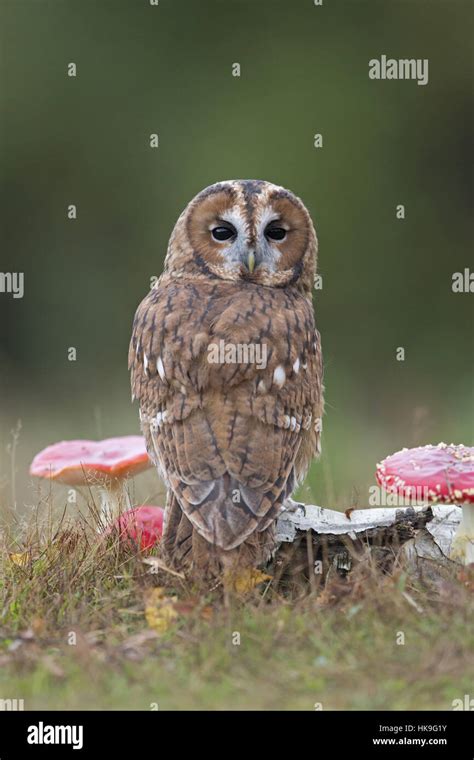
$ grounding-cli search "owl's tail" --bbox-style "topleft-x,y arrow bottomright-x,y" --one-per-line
161,491 -> 277,579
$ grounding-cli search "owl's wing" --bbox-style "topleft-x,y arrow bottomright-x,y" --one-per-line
129,280 -> 323,551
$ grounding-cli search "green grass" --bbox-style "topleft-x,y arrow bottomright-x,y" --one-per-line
1,508 -> 473,711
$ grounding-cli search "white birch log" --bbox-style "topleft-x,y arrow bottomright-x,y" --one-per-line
276,503 -> 462,568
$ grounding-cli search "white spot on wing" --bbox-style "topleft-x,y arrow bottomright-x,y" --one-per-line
157,356 -> 166,382
273,365 -> 286,388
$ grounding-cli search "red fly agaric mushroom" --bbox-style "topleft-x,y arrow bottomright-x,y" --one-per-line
29,436 -> 152,525
106,505 -> 164,551
376,443 -> 474,565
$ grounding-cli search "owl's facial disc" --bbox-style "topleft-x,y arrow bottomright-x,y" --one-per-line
183,181 -> 316,287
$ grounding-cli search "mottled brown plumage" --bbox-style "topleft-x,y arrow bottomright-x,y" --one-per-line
129,180 -> 323,578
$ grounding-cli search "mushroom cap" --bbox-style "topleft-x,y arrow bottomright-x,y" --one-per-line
30,436 -> 151,485
107,505 -> 164,551
376,443 -> 474,504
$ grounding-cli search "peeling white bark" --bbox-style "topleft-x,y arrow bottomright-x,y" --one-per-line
276,504 -> 463,565
425,505 -> 463,558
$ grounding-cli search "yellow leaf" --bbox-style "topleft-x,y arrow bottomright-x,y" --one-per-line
9,552 -> 29,568
225,568 -> 272,594
145,587 -> 179,634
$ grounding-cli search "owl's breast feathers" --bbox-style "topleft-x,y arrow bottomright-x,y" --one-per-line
129,278 -> 323,551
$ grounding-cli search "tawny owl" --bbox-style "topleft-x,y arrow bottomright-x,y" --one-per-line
129,180 -> 323,579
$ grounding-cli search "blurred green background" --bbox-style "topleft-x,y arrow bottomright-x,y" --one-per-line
0,0 -> 472,515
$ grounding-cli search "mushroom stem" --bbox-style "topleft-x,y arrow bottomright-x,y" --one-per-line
450,504 -> 474,565
98,480 -> 132,527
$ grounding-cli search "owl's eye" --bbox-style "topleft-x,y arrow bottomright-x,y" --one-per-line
211,225 -> 236,242
265,224 -> 286,241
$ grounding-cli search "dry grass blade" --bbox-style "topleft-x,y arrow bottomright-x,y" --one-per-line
142,556 -> 185,579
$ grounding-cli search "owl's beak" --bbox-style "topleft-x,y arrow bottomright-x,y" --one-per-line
246,251 -> 256,274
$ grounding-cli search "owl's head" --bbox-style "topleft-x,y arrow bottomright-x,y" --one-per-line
164,180 -> 318,291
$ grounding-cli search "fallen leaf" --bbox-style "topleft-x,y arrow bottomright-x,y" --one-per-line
174,600 -> 214,621
42,655 -> 65,678
457,565 -> 474,592
19,628 -> 35,641
225,568 -> 272,594
120,629 -> 159,660
9,552 -> 29,567
145,587 -> 179,634
31,617 -> 46,636
8,639 -> 24,652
